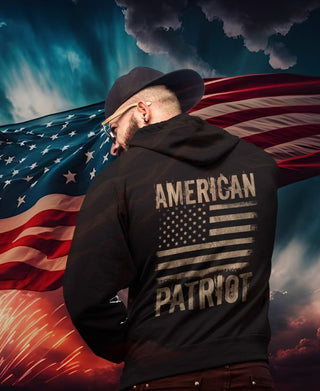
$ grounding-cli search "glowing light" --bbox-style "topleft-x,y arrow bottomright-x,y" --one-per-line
0,291 -> 84,387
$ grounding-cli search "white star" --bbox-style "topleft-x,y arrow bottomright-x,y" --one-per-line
19,157 -> 26,163
69,131 -> 77,137
63,170 -> 77,184
12,169 -> 19,176
61,145 -> 69,151
17,195 -> 26,207
5,156 -> 14,165
61,122 -> 69,130
6,141 -> 13,145
50,134 -> 58,140
29,162 -> 38,170
3,179 -> 11,188
102,153 -> 109,163
88,131 -> 95,138
37,133 -> 44,138
41,147 -> 50,155
0,174 -> 3,178
19,140 -> 27,146
54,158 -> 62,164
90,168 -> 96,179
85,151 -> 94,163
89,114 -> 96,119
29,144 -> 37,150
46,121 -> 53,127
24,175 -> 33,182
44,167 -> 50,173
26,130 -> 34,135
66,114 -> 75,119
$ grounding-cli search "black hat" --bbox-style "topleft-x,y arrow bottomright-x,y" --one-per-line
104,66 -> 204,122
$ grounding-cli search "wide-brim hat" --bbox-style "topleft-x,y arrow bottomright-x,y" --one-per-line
104,66 -> 204,122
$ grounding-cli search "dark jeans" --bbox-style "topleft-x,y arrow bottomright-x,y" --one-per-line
128,361 -> 274,390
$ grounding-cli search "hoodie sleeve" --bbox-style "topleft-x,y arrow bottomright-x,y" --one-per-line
63,170 -> 136,363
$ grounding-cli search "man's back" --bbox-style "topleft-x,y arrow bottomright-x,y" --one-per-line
64,113 -> 279,390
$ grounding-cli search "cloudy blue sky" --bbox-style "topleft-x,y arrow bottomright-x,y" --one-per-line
0,0 -> 320,390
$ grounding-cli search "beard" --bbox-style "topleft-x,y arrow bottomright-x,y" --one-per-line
120,115 -> 140,154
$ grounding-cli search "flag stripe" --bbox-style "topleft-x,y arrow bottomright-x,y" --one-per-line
157,262 -> 249,283
0,246 -> 66,270
0,236 -> 71,258
0,194 -> 84,232
192,95 -> 320,120
14,225 -> 75,242
209,201 -> 257,210
209,212 -> 257,223
193,80 -> 319,109
223,113 -> 320,137
265,135 -> 320,161
156,237 -> 254,257
156,249 -> 252,270
242,124 -> 320,149
0,262 -> 64,290
0,209 -> 78,246
209,225 -> 257,236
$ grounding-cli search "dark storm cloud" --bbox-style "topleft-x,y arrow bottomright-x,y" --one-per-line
115,0 -> 216,76
270,328 -> 320,390
116,0 -> 320,70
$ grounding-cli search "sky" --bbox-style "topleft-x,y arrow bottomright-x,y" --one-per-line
0,0 -> 320,390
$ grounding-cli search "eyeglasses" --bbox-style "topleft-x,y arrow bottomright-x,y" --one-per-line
101,101 -> 151,143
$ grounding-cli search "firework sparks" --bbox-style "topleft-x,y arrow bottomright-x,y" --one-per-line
0,291 -> 85,387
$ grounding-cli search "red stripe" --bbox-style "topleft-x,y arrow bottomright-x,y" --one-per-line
202,73 -> 320,95
242,124 -> 320,149
0,262 -> 64,291
0,209 -> 78,245
278,151 -> 320,187
204,105 -> 320,128
191,80 -> 320,111
0,236 -> 72,258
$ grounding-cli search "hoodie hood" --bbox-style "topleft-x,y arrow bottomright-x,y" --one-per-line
129,113 -> 240,166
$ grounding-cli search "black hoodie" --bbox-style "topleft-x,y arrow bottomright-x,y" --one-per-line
63,114 -> 279,390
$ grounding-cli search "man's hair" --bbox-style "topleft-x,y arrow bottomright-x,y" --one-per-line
127,85 -> 182,116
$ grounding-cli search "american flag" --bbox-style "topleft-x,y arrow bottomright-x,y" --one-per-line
0,103 -> 115,290
156,200 -> 256,284
190,73 -> 320,186
0,73 -> 319,291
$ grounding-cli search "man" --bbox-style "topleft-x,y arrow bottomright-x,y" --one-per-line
63,67 -> 278,390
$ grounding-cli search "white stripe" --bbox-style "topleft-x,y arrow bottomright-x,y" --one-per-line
0,246 -> 66,271
210,212 -> 257,223
203,75 -> 243,87
225,113 -> 320,138
265,134 -> 320,161
156,249 -> 251,270
156,237 -> 254,257
210,225 -> 257,236
157,262 -> 249,282
13,225 -> 75,243
210,201 -> 257,210
191,94 -> 320,119
0,194 -> 84,232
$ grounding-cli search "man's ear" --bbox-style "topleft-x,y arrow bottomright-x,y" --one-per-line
136,101 -> 152,123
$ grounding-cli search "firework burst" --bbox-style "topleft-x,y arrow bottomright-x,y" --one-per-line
0,291 -> 84,388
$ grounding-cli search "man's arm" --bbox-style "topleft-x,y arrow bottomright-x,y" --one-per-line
63,172 -> 136,363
